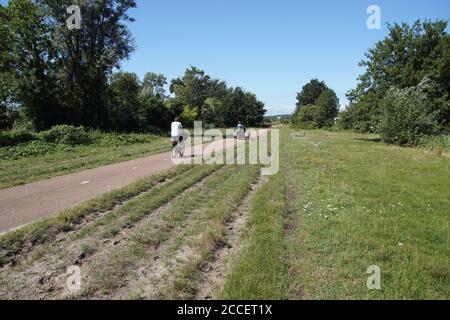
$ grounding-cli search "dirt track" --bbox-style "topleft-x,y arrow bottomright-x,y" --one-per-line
0,137 -> 239,233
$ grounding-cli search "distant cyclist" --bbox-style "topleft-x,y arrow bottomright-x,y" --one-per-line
236,121 -> 246,140
171,117 -> 184,149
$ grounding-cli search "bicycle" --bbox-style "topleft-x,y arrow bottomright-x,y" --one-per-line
236,128 -> 246,140
171,135 -> 185,158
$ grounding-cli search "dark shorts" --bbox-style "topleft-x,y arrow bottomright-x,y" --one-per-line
171,136 -> 184,146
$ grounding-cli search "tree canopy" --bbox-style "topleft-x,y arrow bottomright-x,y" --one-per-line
0,2 -> 266,132
342,20 -> 450,134
292,80 -> 339,129
0,0 -> 137,130
169,67 -> 266,128
295,79 -> 329,112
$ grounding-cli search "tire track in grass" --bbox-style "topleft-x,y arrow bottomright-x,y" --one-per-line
219,173 -> 290,300
142,165 -> 262,300
195,175 -> 268,300
0,165 -> 221,299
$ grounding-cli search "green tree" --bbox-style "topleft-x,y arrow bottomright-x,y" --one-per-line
222,87 -> 266,127
0,4 -> 18,129
294,79 -> 328,112
292,105 -> 324,129
108,72 -> 141,132
316,89 -> 339,127
4,0 -> 60,129
41,0 -> 137,129
379,80 -> 439,145
2,0 -> 137,130
165,98 -> 185,120
139,72 -> 171,130
346,20 -> 450,133
141,73 -> 168,100
206,79 -> 229,102
170,67 -> 266,127
201,97 -> 223,126
170,66 -> 211,109
242,92 -> 266,127
292,80 -> 338,129
180,105 -> 198,128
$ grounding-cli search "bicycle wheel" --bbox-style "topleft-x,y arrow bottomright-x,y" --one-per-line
179,141 -> 185,157
172,145 -> 178,158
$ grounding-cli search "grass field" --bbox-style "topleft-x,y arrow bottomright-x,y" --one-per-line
0,127 -> 448,300
221,128 -> 449,299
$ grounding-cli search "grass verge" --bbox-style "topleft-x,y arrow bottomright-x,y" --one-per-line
219,172 -> 290,300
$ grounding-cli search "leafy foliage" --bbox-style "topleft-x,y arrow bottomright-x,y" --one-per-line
379,82 -> 439,146
171,67 -> 266,127
1,0 -> 136,130
417,134 -> 450,152
180,105 -> 199,128
0,2 -> 265,132
292,81 -> 339,129
292,105 -> 323,129
0,140 -> 60,160
295,79 -> 328,112
41,125 -> 92,146
171,67 -> 211,109
108,72 -> 142,132
222,87 -> 266,127
0,125 -> 161,160
0,130 -> 37,147
344,20 -> 450,137
316,89 -> 339,127
139,73 -> 172,131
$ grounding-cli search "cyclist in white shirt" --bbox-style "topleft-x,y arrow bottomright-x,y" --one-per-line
171,117 -> 184,148
236,121 -> 246,140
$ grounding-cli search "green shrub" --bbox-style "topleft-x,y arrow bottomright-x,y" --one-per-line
338,104 -> 380,133
41,125 -> 92,146
12,113 -> 37,133
292,89 -> 339,130
0,130 -> 37,147
0,131 -> 12,147
0,128 -> 161,160
379,85 -> 439,146
292,104 -> 324,129
90,131 -> 159,147
417,135 -> 450,151
0,140 -> 59,160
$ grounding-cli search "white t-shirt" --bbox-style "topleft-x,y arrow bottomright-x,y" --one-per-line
171,121 -> 183,137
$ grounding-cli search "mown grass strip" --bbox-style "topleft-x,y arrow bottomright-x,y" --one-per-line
163,165 -> 262,300
219,172 -> 290,300
0,165 -> 194,267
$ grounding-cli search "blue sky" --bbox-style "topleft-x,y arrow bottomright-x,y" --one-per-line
2,0 -> 449,115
